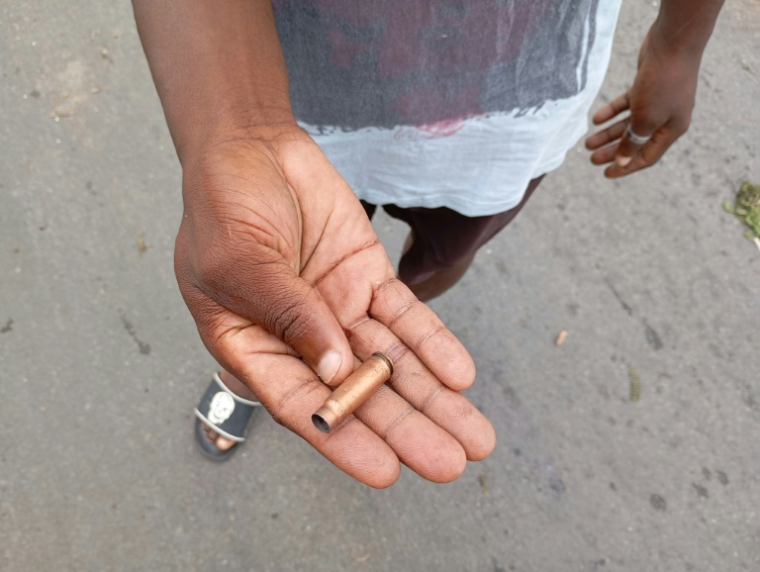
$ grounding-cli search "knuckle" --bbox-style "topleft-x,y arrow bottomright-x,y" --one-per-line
269,377 -> 323,428
270,409 -> 287,427
414,323 -> 448,352
382,342 -> 412,374
449,393 -> 476,423
630,113 -> 659,135
380,405 -> 416,441
673,117 -> 691,136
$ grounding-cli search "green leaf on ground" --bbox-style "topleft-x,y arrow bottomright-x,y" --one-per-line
725,182 -> 760,238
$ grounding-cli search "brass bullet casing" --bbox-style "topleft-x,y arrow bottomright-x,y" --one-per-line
312,352 -> 393,433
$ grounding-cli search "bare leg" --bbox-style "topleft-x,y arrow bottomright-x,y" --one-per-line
406,252 -> 476,302
399,231 -> 475,302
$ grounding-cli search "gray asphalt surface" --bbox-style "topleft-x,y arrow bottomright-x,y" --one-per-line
1,1 -> 759,571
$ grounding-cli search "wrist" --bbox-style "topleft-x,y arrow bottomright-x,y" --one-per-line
134,0 -> 299,167
650,22 -> 706,62
640,23 -> 707,86
176,100 -> 298,167
652,0 -> 724,59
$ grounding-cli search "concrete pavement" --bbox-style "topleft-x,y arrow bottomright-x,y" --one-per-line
1,1 -> 759,570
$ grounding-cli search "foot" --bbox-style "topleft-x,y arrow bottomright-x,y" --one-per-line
201,370 -> 259,451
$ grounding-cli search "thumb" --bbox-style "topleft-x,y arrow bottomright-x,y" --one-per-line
615,119 -> 653,168
257,269 -> 354,386
184,249 -> 355,387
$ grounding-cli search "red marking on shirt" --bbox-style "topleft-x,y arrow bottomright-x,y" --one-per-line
417,117 -> 467,137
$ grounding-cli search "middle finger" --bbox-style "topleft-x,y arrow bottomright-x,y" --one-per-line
585,118 -> 628,151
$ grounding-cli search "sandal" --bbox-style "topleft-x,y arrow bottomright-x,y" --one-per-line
194,372 -> 263,462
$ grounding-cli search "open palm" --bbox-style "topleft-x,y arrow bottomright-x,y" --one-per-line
175,127 -> 495,487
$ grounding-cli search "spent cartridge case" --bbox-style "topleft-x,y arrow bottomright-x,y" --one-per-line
312,352 -> 393,433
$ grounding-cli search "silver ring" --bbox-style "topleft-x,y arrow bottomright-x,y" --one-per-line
625,124 -> 651,146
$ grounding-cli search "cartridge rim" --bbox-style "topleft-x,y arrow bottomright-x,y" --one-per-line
371,352 -> 393,375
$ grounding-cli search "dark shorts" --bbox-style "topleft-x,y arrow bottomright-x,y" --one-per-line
362,176 -> 544,285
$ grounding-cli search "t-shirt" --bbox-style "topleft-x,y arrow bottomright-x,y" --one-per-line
272,0 -> 622,216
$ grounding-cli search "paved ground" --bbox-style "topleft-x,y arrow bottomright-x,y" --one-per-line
1,1 -> 759,571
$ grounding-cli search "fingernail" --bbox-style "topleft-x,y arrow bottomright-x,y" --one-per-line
616,155 -> 632,168
317,350 -> 342,385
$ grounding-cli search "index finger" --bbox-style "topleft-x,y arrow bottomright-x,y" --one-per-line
592,92 -> 630,125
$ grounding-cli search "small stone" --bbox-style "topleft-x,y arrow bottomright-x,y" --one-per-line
137,232 -> 148,254
649,493 -> 667,511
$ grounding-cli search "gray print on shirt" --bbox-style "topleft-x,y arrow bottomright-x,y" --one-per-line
273,0 -> 601,129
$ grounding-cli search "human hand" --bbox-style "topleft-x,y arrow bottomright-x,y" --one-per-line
585,28 -> 702,178
175,126 -> 495,487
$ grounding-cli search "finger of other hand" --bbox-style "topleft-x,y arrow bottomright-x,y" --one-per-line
614,127 -> 651,168
592,92 -> 630,125
589,141 -> 620,166
604,129 -> 675,178
585,118 -> 627,151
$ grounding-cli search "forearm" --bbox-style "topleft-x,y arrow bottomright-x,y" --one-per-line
654,0 -> 725,57
132,0 -> 294,164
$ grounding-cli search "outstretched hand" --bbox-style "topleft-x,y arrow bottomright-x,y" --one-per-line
586,29 -> 701,178
175,126 -> 495,487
